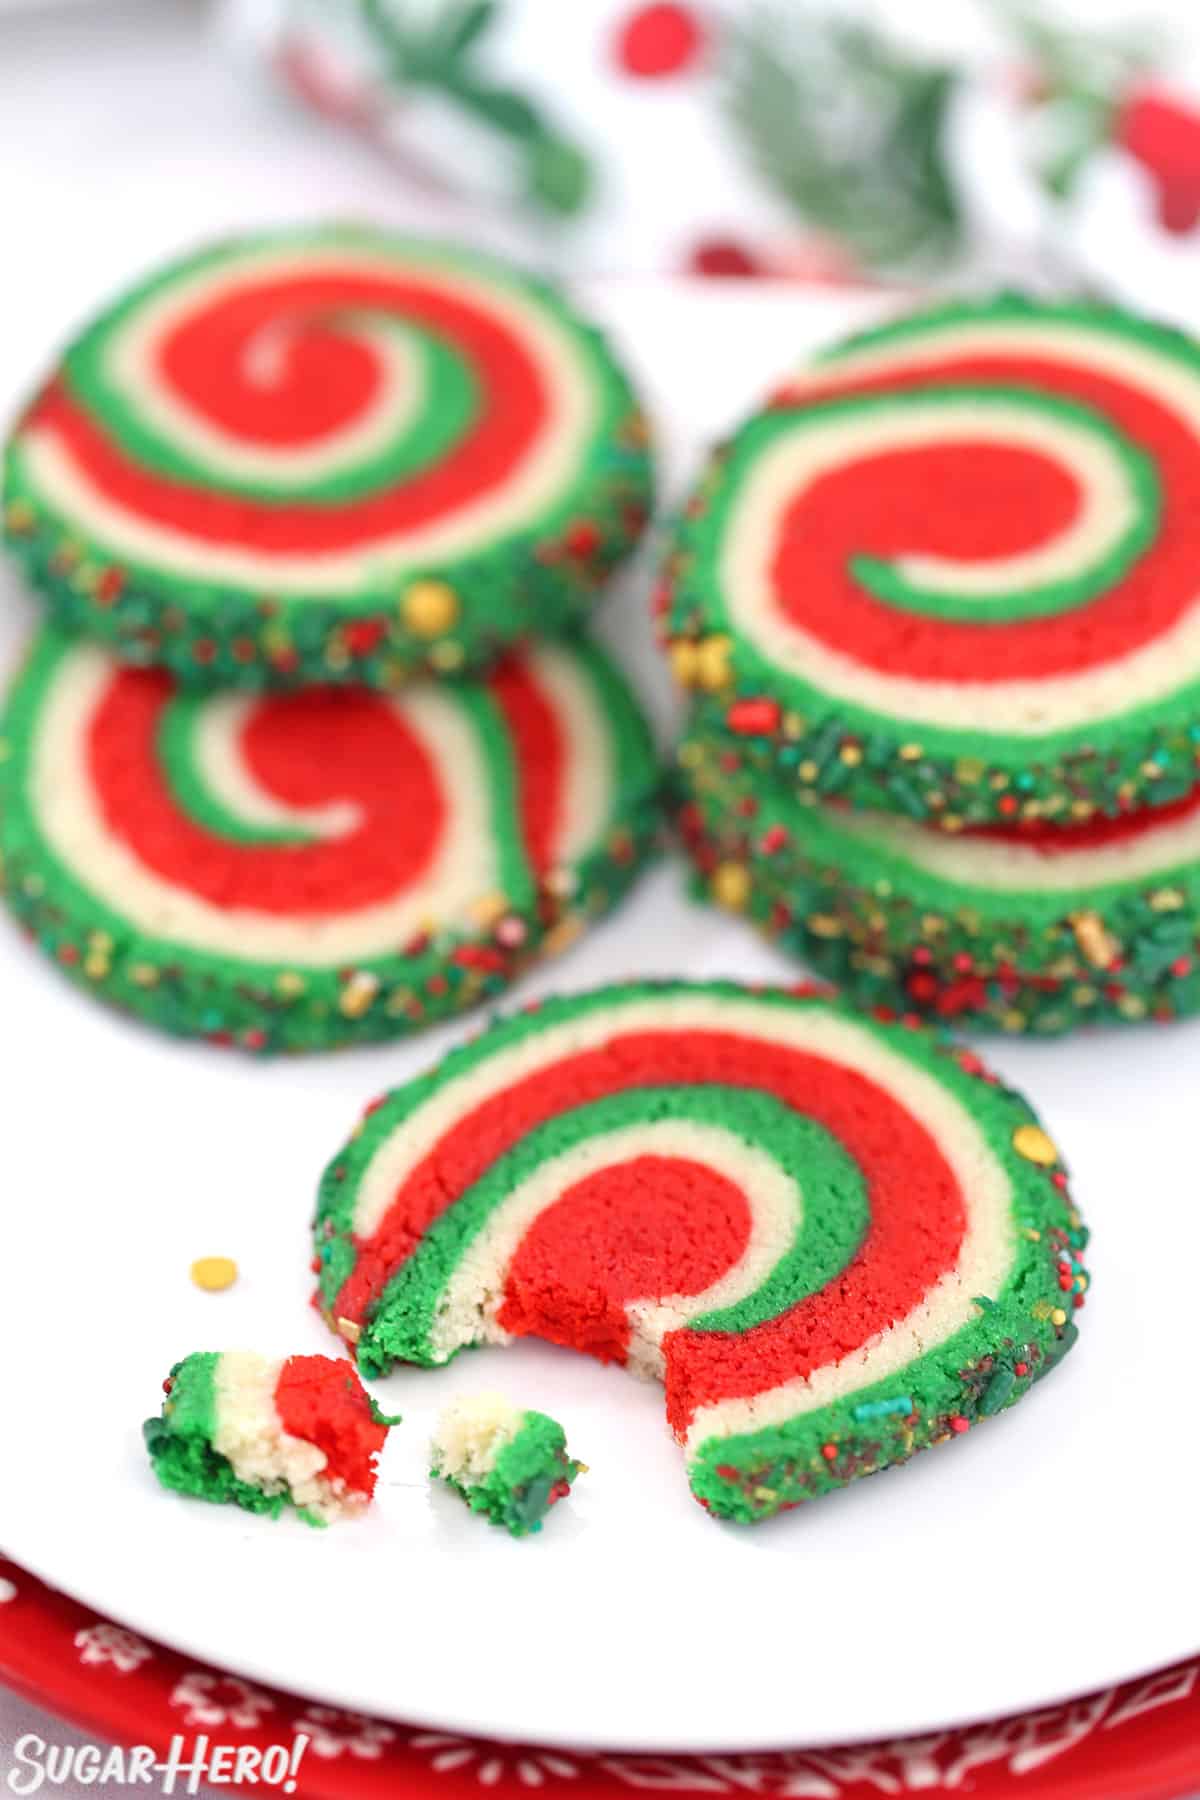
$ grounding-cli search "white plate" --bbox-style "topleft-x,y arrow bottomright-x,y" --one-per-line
2,280 -> 1199,1757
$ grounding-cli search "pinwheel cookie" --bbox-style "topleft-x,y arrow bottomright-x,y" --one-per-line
0,629 -> 659,1051
679,734 -> 1200,1034
314,980 -> 1086,1524
431,1394 -> 583,1537
144,1352 -> 396,1524
3,227 -> 653,690
662,295 -> 1200,826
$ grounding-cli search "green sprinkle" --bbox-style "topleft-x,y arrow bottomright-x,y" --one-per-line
979,1366 -> 1016,1416
853,1395 -> 914,1422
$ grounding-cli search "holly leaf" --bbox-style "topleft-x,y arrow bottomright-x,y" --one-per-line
722,4 -> 963,274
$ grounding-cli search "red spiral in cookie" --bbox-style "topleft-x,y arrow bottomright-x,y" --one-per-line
314,983 -> 1084,1520
690,300 -> 1200,738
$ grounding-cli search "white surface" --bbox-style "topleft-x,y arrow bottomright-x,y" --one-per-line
1,0 -> 1199,1760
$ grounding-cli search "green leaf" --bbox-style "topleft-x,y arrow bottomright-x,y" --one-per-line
441,0 -> 498,56
526,135 -> 592,216
721,3 -> 963,275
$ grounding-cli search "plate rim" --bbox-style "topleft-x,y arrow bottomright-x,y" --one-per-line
2,1552 -> 1198,1799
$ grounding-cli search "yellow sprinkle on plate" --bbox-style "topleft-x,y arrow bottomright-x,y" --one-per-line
191,1256 -> 238,1293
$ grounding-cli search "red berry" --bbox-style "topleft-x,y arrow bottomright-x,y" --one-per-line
949,1414 -> 970,1434
821,1443 -> 838,1461
1014,1362 -> 1030,1378
1116,88 -> 1200,234
615,3 -> 705,79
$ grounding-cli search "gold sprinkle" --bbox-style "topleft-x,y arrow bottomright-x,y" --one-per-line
1023,1227 -> 1042,1242
695,634 -> 734,692
470,891 -> 510,928
338,971 -> 380,1019
1051,1308 -> 1068,1327
939,814 -> 964,834
275,971 -> 306,999
130,962 -> 159,988
782,711 -> 806,740
324,640 -> 352,672
1013,1123 -> 1058,1167
898,743 -> 923,762
1070,910 -> 1120,971
261,623 -> 293,658
711,862 -> 751,911
1149,887 -> 1185,913
336,1317 -> 362,1345
839,742 -> 863,767
403,579 -> 459,637
1000,1009 -> 1026,1032
84,951 -> 111,982
1072,985 -> 1098,1007
668,640 -> 700,687
430,641 -> 465,674
542,915 -> 585,958
954,757 -> 985,785
191,1256 -> 238,1293
797,760 -> 819,783
5,499 -> 35,534
544,865 -> 579,900
1118,993 -> 1147,1020
807,913 -> 844,939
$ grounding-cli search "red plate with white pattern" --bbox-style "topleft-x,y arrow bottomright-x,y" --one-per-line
1,1555 -> 1197,1800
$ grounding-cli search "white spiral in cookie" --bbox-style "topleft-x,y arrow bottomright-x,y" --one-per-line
709,305 -> 1200,733
10,233 -> 608,594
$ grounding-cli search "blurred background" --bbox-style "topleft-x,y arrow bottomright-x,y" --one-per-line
7,0 -> 1200,336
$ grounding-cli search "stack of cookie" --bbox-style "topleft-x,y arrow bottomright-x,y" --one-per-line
664,295 -> 1200,1035
0,226 -> 660,1052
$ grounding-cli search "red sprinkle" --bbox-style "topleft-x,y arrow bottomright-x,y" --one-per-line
949,1414 -> 970,1434
343,617 -> 387,657
726,697 -> 781,736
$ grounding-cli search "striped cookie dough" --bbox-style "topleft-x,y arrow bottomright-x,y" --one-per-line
144,1351 -> 396,1524
0,629 -> 660,1052
679,732 -> 1200,1034
3,227 -> 654,690
662,295 -> 1200,825
430,1393 -> 583,1537
314,981 -> 1086,1524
